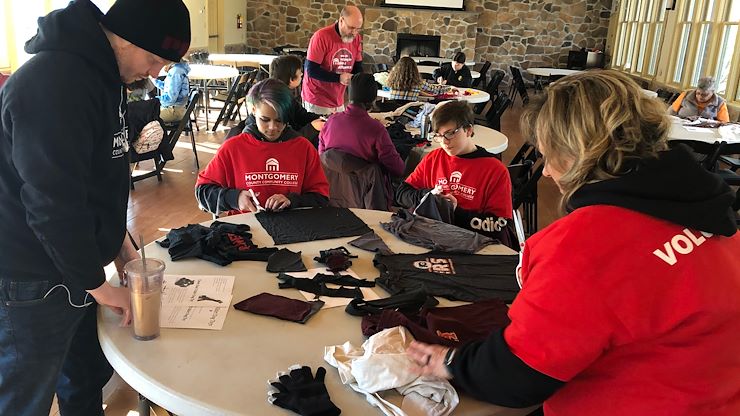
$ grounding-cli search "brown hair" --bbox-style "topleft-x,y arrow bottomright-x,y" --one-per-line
520,69 -> 670,210
431,100 -> 475,132
386,56 -> 422,91
269,54 -> 303,86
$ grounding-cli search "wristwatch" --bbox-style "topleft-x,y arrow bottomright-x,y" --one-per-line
444,347 -> 457,368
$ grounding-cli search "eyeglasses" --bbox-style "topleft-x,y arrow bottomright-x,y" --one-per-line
430,126 -> 466,143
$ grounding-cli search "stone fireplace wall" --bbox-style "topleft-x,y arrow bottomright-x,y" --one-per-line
245,0 -> 613,73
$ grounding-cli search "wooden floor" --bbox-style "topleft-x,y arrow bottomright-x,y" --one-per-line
49,92 -> 562,416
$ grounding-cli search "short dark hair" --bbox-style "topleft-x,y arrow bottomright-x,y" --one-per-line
453,52 -> 466,64
246,78 -> 294,122
431,100 -> 474,131
269,55 -> 303,86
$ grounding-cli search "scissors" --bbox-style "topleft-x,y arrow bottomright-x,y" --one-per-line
248,189 -> 266,212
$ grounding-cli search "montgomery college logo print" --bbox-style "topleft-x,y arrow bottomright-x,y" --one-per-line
265,158 -> 279,172
450,171 -> 462,183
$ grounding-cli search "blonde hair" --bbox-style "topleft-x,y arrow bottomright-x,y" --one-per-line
520,69 -> 671,210
386,56 -> 422,91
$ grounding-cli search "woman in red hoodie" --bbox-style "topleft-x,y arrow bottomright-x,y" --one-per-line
196,79 -> 329,216
407,70 -> 740,415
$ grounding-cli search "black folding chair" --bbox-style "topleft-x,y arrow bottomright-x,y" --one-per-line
507,143 -> 544,236
155,90 -> 202,173
474,69 -> 505,115
480,93 -> 511,131
472,61 -> 491,89
508,66 -> 530,106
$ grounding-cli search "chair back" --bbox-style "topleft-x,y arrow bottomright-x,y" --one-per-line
472,61 -> 491,88
473,69 -> 505,115
374,63 -> 390,73
507,142 -> 544,235
509,66 -> 530,105
163,90 -> 201,151
484,93 -> 511,131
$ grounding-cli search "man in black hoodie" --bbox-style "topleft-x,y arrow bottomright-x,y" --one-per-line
0,0 -> 190,414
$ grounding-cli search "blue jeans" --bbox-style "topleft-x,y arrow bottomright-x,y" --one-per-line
0,279 -> 113,416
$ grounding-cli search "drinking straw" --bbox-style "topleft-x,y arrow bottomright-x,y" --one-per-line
139,235 -> 148,292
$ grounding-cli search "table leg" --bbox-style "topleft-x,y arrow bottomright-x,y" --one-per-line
204,85 -> 210,129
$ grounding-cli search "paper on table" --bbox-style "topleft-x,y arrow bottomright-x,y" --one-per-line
162,274 -> 235,308
291,268 -> 381,308
160,305 -> 228,330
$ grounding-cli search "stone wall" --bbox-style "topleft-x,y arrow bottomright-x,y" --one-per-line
363,7 -> 478,65
244,0 -> 612,73
468,0 -> 613,71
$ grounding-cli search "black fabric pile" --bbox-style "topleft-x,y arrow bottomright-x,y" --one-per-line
386,120 -> 425,160
266,248 -> 307,273
361,299 -> 511,347
256,207 -> 372,245
157,221 -> 278,266
348,231 -> 395,255
374,252 -> 520,302
276,272 -> 373,299
345,289 -> 438,317
313,247 -> 358,272
381,209 -> 494,254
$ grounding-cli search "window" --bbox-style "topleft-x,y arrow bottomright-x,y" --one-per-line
612,0 -> 669,76
613,0 -> 740,104
0,1 -> 113,72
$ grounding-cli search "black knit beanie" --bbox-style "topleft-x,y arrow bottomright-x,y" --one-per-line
349,73 -> 378,105
101,0 -> 191,62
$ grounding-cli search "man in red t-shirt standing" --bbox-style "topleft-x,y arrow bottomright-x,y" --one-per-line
301,5 -> 364,115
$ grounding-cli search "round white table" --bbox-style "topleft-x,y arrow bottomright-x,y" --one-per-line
417,65 -> 480,79
159,64 -> 239,81
642,89 -> 658,98
411,56 -> 476,66
207,53 -> 279,68
668,118 -> 740,144
377,86 -> 490,104
526,67 -> 581,77
98,209 -> 530,416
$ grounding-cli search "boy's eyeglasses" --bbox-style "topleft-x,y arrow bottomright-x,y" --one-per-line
430,125 -> 466,143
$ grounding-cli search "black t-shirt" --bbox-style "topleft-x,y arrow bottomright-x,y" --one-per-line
374,252 -> 520,302
256,207 -> 371,244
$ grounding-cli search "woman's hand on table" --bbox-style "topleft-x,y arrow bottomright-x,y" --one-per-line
264,194 -> 291,211
237,190 -> 259,212
406,341 -> 452,379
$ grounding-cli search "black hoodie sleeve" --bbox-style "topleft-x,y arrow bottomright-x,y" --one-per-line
290,97 -> 320,131
449,328 -> 564,407
395,181 -> 432,208
195,184 -> 242,214
5,62 -> 114,291
306,60 -> 340,83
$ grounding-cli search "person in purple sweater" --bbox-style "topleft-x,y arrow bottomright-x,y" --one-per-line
319,73 -> 405,177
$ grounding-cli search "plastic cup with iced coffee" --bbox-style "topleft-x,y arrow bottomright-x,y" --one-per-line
124,258 -> 165,341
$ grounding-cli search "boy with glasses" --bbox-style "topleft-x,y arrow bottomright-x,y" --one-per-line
396,101 -> 514,246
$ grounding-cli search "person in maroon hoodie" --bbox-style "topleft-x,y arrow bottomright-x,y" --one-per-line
406,70 -> 740,416
319,72 -> 405,178
196,79 -> 329,216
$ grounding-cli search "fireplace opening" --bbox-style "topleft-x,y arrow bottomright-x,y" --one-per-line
395,34 -> 441,61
